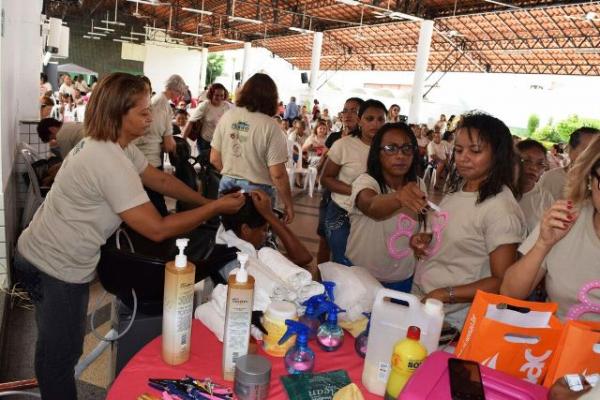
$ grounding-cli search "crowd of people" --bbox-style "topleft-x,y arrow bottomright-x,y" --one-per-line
23,70 -> 600,399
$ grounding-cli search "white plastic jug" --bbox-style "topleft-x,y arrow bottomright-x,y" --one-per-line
361,288 -> 444,396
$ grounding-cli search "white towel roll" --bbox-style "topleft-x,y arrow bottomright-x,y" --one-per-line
258,247 -> 312,291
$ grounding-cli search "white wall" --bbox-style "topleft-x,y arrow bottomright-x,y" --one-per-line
143,41 -> 202,97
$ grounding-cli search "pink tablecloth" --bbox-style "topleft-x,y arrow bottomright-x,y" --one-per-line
107,320 -> 382,399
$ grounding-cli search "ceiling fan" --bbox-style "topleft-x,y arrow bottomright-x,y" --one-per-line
131,0 -> 152,19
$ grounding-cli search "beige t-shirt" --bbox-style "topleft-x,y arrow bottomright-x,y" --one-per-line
518,202 -> 600,321
211,106 -> 288,186
347,174 -> 426,282
518,183 -> 554,234
18,138 -> 149,283
417,136 -> 430,148
189,100 -> 232,142
135,93 -> 173,167
539,167 -> 567,201
288,131 -> 308,147
56,122 -> 85,159
413,186 -> 526,327
427,141 -> 449,161
327,136 -> 370,211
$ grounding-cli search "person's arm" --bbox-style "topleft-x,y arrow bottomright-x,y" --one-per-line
183,104 -> 204,139
182,121 -> 194,139
162,135 -> 176,153
320,159 -> 351,195
424,243 -> 519,303
356,182 -> 428,220
120,193 -> 244,242
501,200 -> 578,298
251,191 -> 312,266
268,162 -> 294,224
141,164 -> 211,206
210,147 -> 223,171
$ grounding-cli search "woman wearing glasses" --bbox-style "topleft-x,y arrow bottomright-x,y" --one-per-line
347,123 -> 428,291
502,136 -> 600,321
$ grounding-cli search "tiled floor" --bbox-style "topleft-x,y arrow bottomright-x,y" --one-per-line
0,190 -> 322,398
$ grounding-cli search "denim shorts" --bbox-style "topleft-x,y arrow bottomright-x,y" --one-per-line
219,175 -> 276,203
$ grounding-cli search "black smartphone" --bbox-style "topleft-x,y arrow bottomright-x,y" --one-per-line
448,358 -> 486,400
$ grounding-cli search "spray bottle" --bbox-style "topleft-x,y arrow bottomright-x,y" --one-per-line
323,281 -> 336,303
278,320 -> 315,374
162,238 -> 196,365
355,312 -> 371,358
299,294 -> 326,340
316,301 -> 345,352
222,252 -> 255,381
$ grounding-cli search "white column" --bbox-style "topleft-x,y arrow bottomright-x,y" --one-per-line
199,47 -> 209,92
241,42 -> 252,84
408,20 -> 434,124
308,32 -> 323,103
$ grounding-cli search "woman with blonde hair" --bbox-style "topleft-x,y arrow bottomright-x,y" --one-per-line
15,73 -> 244,399
502,135 -> 600,321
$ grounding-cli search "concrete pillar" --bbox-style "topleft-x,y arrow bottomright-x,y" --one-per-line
199,47 -> 209,92
408,20 -> 434,124
308,32 -> 323,103
241,42 -> 251,84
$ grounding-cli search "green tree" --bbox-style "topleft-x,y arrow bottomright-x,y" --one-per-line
533,114 -> 600,144
526,114 -> 539,137
206,54 -> 225,85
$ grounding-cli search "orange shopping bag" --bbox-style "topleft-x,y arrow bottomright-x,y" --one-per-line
543,320 -> 600,387
455,290 -> 563,384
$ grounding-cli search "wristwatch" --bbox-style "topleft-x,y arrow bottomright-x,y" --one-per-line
446,286 -> 456,304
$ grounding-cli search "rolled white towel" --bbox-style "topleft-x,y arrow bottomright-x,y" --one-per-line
258,247 -> 311,291
195,301 -> 225,341
297,282 -> 325,304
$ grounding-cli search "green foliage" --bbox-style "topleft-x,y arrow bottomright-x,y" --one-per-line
527,114 -> 540,136
509,127 -> 528,138
532,114 -> 600,144
206,54 -> 225,85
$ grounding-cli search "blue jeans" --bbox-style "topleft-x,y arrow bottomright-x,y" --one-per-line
324,200 -> 352,266
219,175 -> 276,204
14,252 -> 89,400
382,275 -> 414,293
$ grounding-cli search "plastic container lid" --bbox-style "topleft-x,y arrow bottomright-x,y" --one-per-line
234,354 -> 272,385
265,301 -> 297,321
406,326 -> 421,341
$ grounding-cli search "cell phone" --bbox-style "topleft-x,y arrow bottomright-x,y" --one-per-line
448,358 -> 486,400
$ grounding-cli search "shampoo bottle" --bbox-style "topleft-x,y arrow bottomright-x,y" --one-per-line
223,253 -> 255,381
162,238 -> 196,365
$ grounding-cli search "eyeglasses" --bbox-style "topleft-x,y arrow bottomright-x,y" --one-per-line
520,158 -> 548,170
380,143 -> 416,156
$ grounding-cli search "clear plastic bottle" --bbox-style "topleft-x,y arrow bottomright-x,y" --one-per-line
354,312 -> 371,358
278,320 -> 315,374
316,301 -> 345,352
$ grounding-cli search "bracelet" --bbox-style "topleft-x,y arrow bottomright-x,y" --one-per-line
446,286 -> 455,304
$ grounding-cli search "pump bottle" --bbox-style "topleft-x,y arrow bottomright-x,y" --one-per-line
162,238 -> 196,365
299,294 -> 326,340
316,301 -> 345,352
222,253 -> 255,381
278,320 -> 315,374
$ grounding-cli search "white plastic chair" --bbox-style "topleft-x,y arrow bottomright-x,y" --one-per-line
18,143 -> 48,230
286,140 -> 318,197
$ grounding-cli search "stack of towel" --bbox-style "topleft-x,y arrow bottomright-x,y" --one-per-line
194,227 -> 324,341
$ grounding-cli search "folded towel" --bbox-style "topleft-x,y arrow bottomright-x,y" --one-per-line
215,224 -> 257,258
195,300 -> 225,341
258,247 -> 312,291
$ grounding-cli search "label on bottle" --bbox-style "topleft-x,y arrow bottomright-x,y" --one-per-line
262,315 -> 296,357
391,353 -> 423,373
377,361 -> 390,382
223,286 -> 254,380
162,271 -> 195,364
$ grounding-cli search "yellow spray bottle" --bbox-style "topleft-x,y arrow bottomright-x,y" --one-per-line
384,326 -> 427,399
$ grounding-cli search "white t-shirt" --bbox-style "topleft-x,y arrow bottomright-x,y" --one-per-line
518,202 -> 600,321
518,183 -> 554,234
40,82 -> 53,97
18,138 -> 149,283
427,140 -> 449,161
135,93 -> 173,167
189,100 -> 232,142
211,106 -> 288,186
413,186 -> 526,327
539,167 -> 567,201
56,122 -> 85,159
59,83 -> 76,97
347,174 -> 426,282
327,136 -> 371,212
302,134 -> 326,152
288,131 -> 308,147
417,136 -> 430,148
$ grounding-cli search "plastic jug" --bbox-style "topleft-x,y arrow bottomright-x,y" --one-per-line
362,288 -> 444,396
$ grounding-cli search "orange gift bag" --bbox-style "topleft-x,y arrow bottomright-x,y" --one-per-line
454,291 -> 563,384
543,320 -> 600,387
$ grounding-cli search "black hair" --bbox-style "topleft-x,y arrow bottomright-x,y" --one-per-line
442,131 -> 454,142
352,99 -> 387,138
516,139 -> 546,155
37,118 -> 62,143
220,187 -> 267,236
552,143 -> 563,153
40,73 -> 48,83
175,109 -> 188,117
569,127 -> 600,149
448,111 -> 516,204
367,123 -> 419,194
